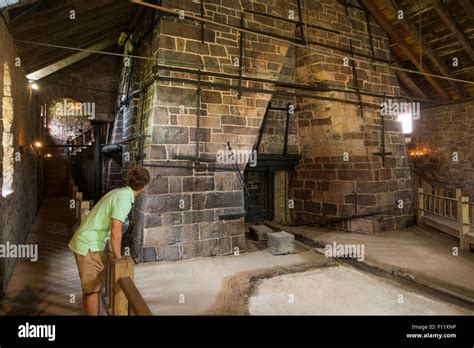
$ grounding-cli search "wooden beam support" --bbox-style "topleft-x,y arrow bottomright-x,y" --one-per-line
13,2 -> 130,41
23,24 -> 125,74
431,0 -> 474,62
361,0 -> 452,100
383,0 -> 469,98
391,52 -> 431,100
459,0 -> 474,25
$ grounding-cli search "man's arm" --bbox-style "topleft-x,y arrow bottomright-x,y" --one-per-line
110,218 -> 123,259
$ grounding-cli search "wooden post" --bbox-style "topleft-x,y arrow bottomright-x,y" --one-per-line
75,191 -> 83,225
456,188 -> 462,221
80,200 -> 92,225
417,187 -> 424,225
112,257 -> 134,315
460,196 -> 470,249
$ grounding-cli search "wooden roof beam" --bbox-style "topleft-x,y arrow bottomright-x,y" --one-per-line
459,0 -> 474,25
383,0 -> 469,98
431,0 -> 474,62
391,55 -> 430,100
361,0 -> 452,100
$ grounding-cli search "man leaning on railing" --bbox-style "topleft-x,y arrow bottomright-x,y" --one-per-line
68,166 -> 150,315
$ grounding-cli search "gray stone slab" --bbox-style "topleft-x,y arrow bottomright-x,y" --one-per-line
267,231 -> 295,255
249,224 -> 275,241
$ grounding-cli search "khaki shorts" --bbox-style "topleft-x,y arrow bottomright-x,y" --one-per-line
74,250 -> 105,294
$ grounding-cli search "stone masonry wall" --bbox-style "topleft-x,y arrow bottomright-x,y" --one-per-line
113,0 -> 299,261
410,100 -> 474,199
111,0 -> 416,263
289,0 -> 414,232
0,18 -> 38,295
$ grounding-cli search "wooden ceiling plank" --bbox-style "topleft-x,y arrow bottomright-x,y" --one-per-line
361,0 -> 452,100
431,0 -> 474,61
11,0 -> 122,36
459,0 -> 474,24
391,55 -> 430,99
24,24 -> 125,74
383,0 -> 470,98
14,2 -> 131,40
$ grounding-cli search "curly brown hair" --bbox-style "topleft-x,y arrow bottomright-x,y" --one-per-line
126,166 -> 150,191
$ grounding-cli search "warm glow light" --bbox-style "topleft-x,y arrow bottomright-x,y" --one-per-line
398,113 -> 412,134
46,154 -> 52,158
34,141 -> 42,148
29,80 -> 39,90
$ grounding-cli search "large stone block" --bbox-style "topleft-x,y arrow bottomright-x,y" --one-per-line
249,224 -> 274,241
182,176 -> 215,192
204,191 -> 244,209
180,239 -> 220,259
267,231 -> 294,255
156,244 -> 180,261
152,126 -> 189,144
144,194 -> 191,213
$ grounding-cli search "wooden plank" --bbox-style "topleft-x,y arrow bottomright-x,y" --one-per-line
459,0 -> 474,24
382,0 -> 470,98
118,277 -> 153,316
22,24 -> 125,74
431,0 -> 474,62
14,2 -> 131,41
112,257 -> 134,315
361,0 -> 452,100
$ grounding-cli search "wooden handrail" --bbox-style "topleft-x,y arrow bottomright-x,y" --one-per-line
104,253 -> 152,316
119,277 -> 153,315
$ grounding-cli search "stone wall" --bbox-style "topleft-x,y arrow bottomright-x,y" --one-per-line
44,98 -> 91,154
110,0 -> 298,261
109,0 -> 416,262
410,100 -> 474,199
287,1 -> 415,232
0,18 -> 38,295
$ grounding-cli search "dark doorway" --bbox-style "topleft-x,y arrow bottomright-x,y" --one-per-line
245,170 -> 272,223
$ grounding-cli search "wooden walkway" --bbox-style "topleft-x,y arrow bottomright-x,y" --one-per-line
0,198 -> 83,315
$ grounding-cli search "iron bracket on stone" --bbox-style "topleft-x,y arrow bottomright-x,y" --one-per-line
227,142 -> 250,197
372,93 -> 392,167
283,102 -> 293,156
195,70 -> 202,161
200,0 -> 205,43
254,101 -> 272,152
218,211 -> 246,220
238,13 -> 245,99
296,0 -> 305,43
349,39 -> 364,118
365,11 -> 377,71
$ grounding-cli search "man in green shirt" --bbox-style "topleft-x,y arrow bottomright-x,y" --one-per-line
68,166 -> 150,315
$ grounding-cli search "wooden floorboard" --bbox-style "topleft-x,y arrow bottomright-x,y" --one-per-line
0,198 -> 83,315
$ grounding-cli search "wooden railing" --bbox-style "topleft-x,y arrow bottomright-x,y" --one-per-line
67,127 -> 94,156
415,174 -> 473,250
103,253 -> 152,316
69,178 -> 152,315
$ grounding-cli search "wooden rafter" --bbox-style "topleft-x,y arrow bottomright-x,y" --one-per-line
383,0 -> 469,98
431,0 -> 474,62
458,0 -> 474,25
391,55 -> 430,99
361,0 -> 452,100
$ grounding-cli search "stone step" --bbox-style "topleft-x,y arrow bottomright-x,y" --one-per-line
248,224 -> 275,241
